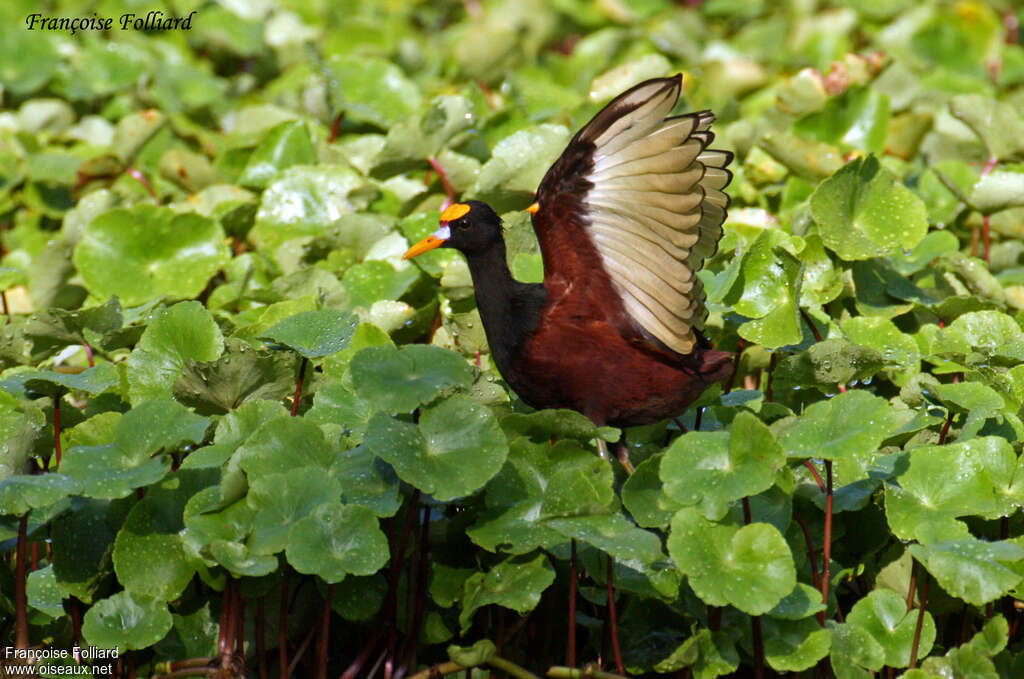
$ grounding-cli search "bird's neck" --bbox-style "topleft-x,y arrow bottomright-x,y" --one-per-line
463,242 -> 545,376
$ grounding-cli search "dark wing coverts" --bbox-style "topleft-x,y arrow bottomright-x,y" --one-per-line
532,75 -> 732,355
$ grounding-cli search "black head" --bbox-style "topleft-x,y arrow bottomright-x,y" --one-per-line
403,200 -> 504,259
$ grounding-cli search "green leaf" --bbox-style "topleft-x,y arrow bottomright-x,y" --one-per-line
112,491 -> 197,602
909,538 -> 1024,606
828,620 -> 885,673
351,344 -> 474,413
247,469 -> 342,555
845,589 -> 935,669
308,381 -> 376,444
238,120 -> 317,189
810,155 -> 928,261
0,28 -> 59,95
27,565 -> 65,618
327,55 -> 422,128
661,412 -> 786,519
548,513 -> 678,598
238,415 -> 334,478
969,169 -> 1024,213
886,437 -> 1017,541
61,398 -> 209,500
794,87 -> 890,153
770,583 -> 826,620
260,309 -> 359,359
366,394 -> 507,501
762,616 -> 832,672
21,363 -> 120,397
74,205 -> 229,306
467,438 -> 597,554
621,453 -> 684,529
734,229 -> 802,348
329,446 -> 400,517
51,498 -> 125,603
775,390 -> 901,461
251,166 -> 374,252
841,317 -> 921,386
174,339 -> 296,415
342,260 -> 421,308
459,553 -> 555,632
775,339 -> 885,390
0,473 -> 80,516
125,301 -> 225,404
949,94 -> 1024,160
286,502 -> 389,583
82,590 -> 172,651
667,508 -> 796,615
470,124 -> 570,211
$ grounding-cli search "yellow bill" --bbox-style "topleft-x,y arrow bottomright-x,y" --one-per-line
402,225 -> 451,259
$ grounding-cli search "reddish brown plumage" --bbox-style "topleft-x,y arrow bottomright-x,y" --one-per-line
404,75 -> 734,428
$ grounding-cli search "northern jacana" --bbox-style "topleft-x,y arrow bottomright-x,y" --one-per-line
404,75 -> 734,446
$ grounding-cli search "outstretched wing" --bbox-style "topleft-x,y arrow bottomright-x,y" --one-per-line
532,75 -> 732,355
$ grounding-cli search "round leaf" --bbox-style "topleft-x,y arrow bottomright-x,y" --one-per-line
661,412 -> 785,519
667,508 -> 796,615
260,309 -> 359,358
286,502 -> 389,583
74,204 -> 229,306
351,344 -> 474,413
845,589 -> 935,669
366,394 -> 507,501
810,155 -> 928,261
82,590 -> 172,651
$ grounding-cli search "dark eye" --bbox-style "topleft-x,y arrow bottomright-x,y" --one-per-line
457,220 -> 469,229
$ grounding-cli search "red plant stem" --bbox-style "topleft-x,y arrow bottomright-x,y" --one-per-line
800,308 -> 823,342
256,598 -> 268,679
568,539 -> 577,667
907,568 -> 917,611
71,598 -> 82,648
821,461 -> 834,616
909,571 -> 931,668
708,605 -> 722,631
316,584 -> 333,679
279,569 -> 290,679
982,214 -> 992,264
427,156 -> 457,208
764,352 -> 778,402
291,357 -> 308,416
343,501 -> 424,679
1,289 -> 8,323
54,393 -> 63,468
743,498 -> 765,679
328,113 -> 345,143
235,590 -> 245,664
939,411 -> 954,445
694,406 -> 704,431
803,460 -> 827,493
400,506 -> 431,674
606,556 -> 625,675
342,632 -> 382,679
794,513 -> 823,624
15,514 -> 28,649
724,341 -> 744,394
83,342 -> 95,367
30,542 -> 38,572
126,166 -> 158,201
218,581 -> 230,658
385,492 -> 421,679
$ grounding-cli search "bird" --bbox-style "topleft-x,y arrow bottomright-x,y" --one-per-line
403,75 -> 735,458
